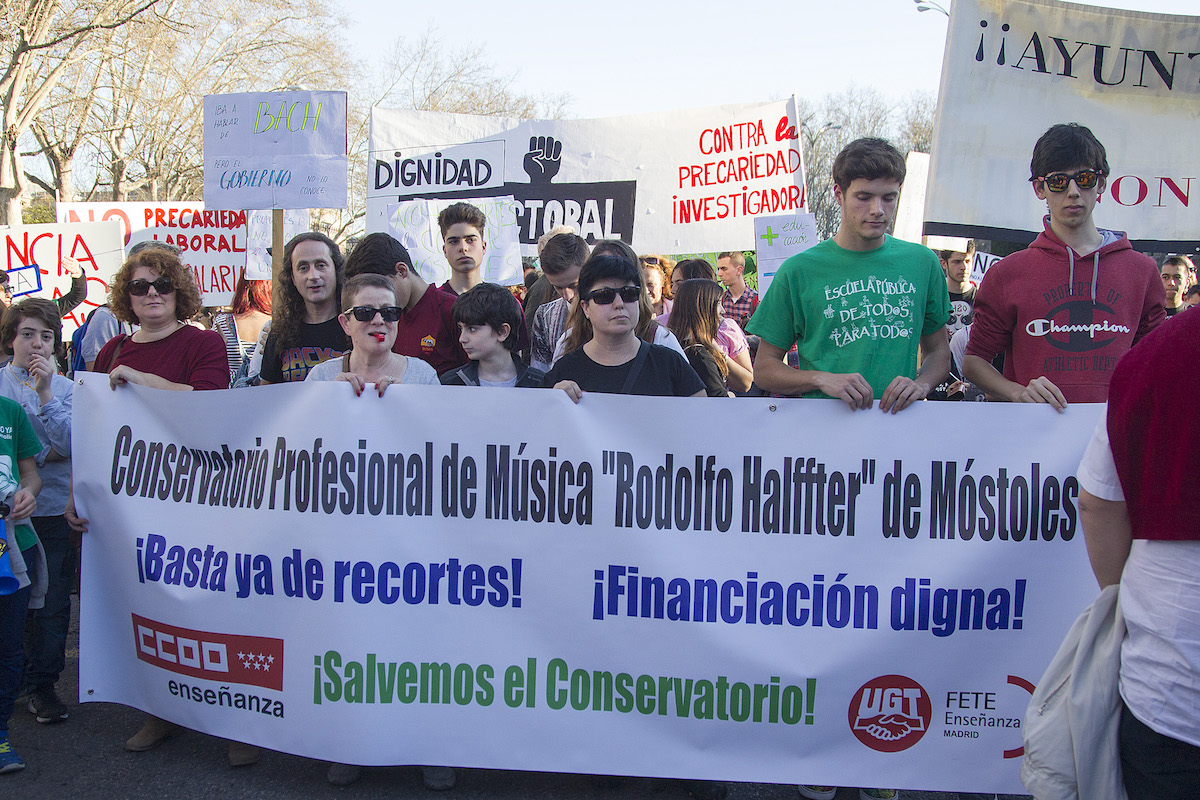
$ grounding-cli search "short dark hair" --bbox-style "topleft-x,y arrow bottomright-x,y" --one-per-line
937,241 -> 977,261
577,252 -> 642,303
437,202 -> 486,238
342,274 -> 399,310
538,233 -> 589,276
451,283 -> 523,351
1,297 -> 62,356
1029,123 -> 1109,182
832,138 -> 906,191
344,232 -> 413,279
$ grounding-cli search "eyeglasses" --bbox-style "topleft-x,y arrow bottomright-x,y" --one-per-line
1036,170 -> 1103,192
0,283 -> 11,296
128,278 -> 175,296
639,256 -> 660,265
345,305 -> 403,322
585,286 -> 641,304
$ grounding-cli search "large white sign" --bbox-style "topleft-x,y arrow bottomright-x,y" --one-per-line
1,221 -> 125,330
204,90 -> 348,210
387,197 -> 522,287
59,202 -> 253,306
926,0 -> 1200,250
368,99 -> 806,254
74,381 -> 1103,794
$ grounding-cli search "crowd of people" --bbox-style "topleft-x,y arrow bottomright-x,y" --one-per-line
0,123 -> 1195,800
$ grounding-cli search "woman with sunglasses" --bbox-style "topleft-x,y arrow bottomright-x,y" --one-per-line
93,246 -> 227,391
304,274 -> 438,395
544,251 -> 705,401
90,247 -> 256,763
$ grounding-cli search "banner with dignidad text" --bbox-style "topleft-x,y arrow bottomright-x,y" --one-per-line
75,381 -> 1103,794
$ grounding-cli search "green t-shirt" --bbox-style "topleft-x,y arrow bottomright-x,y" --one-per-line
0,395 -> 44,551
747,236 -> 951,399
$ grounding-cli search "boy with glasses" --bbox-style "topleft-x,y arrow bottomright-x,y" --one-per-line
963,123 -> 1164,408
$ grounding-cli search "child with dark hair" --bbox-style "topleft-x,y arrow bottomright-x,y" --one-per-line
442,283 -> 545,388
668,279 -> 732,397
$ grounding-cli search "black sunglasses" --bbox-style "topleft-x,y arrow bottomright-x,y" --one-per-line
345,305 -> 403,322
586,286 -> 641,305
128,278 -> 175,296
1036,170 -> 1103,192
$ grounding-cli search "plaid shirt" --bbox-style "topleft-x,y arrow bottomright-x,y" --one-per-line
721,287 -> 759,331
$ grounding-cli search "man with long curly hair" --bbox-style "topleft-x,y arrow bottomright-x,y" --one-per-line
258,233 -> 348,384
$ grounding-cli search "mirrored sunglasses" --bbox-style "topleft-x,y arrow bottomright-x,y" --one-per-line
1037,170 -> 1103,192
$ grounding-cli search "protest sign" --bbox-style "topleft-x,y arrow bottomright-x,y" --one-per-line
1,221 -> 124,330
753,213 -> 819,297
75,380 -> 1102,794
59,202 -> 250,306
245,209 -> 309,280
926,0 -> 1200,249
204,90 -> 348,210
368,99 -> 806,254
893,152 -> 930,244
386,197 -> 522,286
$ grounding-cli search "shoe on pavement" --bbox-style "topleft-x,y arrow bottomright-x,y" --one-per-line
327,763 -> 363,785
28,686 -> 68,724
798,788 -> 838,800
227,741 -> 260,766
0,737 -> 25,773
421,766 -> 457,790
125,716 -> 180,751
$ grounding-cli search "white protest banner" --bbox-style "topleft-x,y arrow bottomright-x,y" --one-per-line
893,152 -> 930,244
75,380 -> 1102,795
386,197 -> 522,286
753,213 -> 819,297
926,0 -> 1200,249
1,221 -> 124,330
204,91 -> 348,210
245,209 -> 309,281
369,99 -> 806,254
59,202 -> 250,306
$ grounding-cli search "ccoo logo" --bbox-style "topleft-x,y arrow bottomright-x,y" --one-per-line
848,675 -> 932,752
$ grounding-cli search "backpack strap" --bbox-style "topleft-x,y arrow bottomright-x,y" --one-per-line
620,340 -> 651,394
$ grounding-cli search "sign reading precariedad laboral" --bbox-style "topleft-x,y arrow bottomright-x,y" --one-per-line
368,99 -> 806,254
76,377 -> 1104,795
203,90 -> 348,210
926,0 -> 1200,250
1,221 -> 124,330
58,202 -> 251,307
387,197 -> 523,287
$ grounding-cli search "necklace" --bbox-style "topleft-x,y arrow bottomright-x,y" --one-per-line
7,364 -> 34,390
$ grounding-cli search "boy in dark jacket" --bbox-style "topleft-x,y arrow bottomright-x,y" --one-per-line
441,283 -> 544,388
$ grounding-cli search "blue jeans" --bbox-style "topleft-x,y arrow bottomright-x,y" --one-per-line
0,549 -> 34,736
23,515 -> 75,691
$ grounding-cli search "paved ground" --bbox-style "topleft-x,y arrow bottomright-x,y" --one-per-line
3,602 -> 1011,799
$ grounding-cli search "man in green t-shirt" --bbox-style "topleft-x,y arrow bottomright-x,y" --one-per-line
749,137 -> 951,414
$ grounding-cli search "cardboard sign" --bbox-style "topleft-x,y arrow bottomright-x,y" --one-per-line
369,99 -> 806,254
386,197 -> 522,286
753,213 -> 820,297
926,0 -> 1200,249
1,221 -> 125,330
204,91 -> 348,210
244,210 -> 310,281
59,202 -> 250,306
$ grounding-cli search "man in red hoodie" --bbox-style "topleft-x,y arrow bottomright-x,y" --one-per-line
963,123 -> 1165,409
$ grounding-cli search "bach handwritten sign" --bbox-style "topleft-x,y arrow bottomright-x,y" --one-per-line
204,91 -> 348,211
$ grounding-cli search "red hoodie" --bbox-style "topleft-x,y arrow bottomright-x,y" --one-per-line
965,217 -> 1165,403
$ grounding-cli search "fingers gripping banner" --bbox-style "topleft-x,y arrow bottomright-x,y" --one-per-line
74,380 -> 1102,794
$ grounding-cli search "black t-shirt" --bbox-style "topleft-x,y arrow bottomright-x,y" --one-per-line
542,343 -> 705,397
683,343 -> 729,397
947,284 -> 977,336
259,316 -> 349,383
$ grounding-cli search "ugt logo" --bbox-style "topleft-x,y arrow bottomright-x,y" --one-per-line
848,675 -> 932,752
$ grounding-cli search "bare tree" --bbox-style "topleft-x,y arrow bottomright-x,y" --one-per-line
0,0 -> 159,223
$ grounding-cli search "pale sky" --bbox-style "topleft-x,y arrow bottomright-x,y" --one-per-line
345,0 -> 1198,119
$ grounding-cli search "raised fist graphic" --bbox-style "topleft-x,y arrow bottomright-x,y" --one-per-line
523,135 -> 562,184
